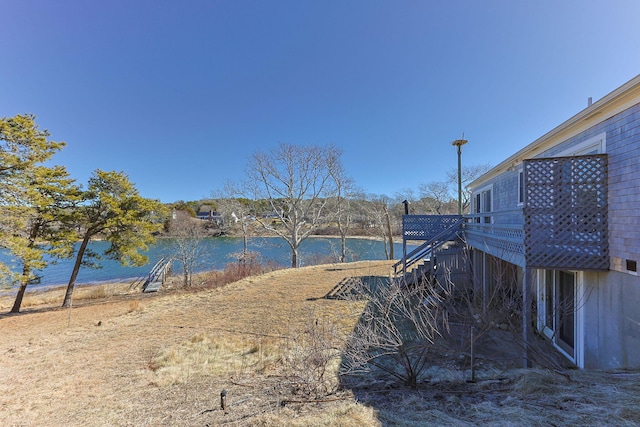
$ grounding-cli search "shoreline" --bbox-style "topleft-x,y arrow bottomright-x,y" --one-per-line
0,235 -> 411,304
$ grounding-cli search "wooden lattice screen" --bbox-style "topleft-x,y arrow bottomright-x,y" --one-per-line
523,154 -> 609,270
402,215 -> 462,240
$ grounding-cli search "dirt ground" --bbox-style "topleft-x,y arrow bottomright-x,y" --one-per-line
1,260 -> 639,426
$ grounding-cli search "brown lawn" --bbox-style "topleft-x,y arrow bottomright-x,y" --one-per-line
1,260 -> 639,426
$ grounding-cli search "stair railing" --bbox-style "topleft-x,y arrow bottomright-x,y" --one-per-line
393,217 -> 465,277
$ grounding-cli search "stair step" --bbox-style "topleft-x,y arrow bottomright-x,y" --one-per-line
143,281 -> 162,293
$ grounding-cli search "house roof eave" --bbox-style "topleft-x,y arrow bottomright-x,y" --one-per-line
469,74 -> 640,190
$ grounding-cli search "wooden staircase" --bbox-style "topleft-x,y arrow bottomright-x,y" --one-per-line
140,257 -> 173,293
392,217 -> 464,286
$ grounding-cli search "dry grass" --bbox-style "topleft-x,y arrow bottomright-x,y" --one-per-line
0,281 -> 135,310
0,260 -> 639,426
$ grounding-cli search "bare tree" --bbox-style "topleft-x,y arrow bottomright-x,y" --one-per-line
328,168 -> 356,263
418,181 -> 456,214
395,188 -> 426,216
170,211 -> 207,287
246,143 -> 342,268
362,194 -> 397,260
215,180 -> 257,262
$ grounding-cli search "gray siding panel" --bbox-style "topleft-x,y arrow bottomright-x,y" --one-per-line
607,103 -> 640,264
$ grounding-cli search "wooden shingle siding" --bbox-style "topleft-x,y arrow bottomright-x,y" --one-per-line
604,103 -> 640,264
533,102 -> 640,266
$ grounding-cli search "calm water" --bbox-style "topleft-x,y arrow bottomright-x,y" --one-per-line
1,237 -> 412,288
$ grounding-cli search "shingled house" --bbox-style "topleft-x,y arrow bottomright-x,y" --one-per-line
397,75 -> 640,369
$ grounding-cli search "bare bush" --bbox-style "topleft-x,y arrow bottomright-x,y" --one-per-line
201,256 -> 283,289
453,247 -> 572,371
277,310 -> 343,399
341,271 -> 454,389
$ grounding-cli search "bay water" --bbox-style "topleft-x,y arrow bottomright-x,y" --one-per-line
1,237 -> 412,289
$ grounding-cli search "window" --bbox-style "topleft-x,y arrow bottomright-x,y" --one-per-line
473,186 -> 493,224
483,190 -> 492,223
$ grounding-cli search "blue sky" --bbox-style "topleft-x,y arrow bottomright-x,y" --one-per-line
2,1 -> 639,203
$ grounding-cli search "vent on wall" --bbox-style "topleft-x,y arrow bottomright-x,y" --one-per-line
626,260 -> 637,273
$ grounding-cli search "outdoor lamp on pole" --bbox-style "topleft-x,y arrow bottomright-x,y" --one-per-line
452,137 -> 468,216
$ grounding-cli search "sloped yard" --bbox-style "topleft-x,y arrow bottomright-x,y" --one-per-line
0,260 -> 639,426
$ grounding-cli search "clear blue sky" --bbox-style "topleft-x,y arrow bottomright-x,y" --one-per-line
2,1 -> 639,203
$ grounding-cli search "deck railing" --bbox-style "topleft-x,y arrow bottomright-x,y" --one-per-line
398,154 -> 609,271
402,200 -> 608,271
402,214 -> 462,240
464,211 -> 526,267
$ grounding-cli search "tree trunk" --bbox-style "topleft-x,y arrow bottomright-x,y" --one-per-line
11,261 -> 35,313
11,228 -> 40,313
242,232 -> 248,258
62,233 -> 91,308
10,282 -> 28,313
338,220 -> 347,263
183,265 -> 189,287
384,205 -> 394,260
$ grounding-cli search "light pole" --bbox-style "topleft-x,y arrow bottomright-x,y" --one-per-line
452,137 -> 468,216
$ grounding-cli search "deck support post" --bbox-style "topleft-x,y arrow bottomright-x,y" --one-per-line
522,267 -> 533,368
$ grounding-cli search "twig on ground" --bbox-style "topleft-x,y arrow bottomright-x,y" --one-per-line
280,396 -> 351,406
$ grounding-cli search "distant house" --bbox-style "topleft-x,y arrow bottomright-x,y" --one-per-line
397,75 -> 640,370
197,205 -> 223,225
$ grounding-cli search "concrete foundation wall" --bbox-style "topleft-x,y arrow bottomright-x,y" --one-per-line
582,270 -> 640,369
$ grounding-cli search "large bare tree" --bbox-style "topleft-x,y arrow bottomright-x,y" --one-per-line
247,143 -> 342,268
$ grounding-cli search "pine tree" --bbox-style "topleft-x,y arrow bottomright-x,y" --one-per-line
62,170 -> 167,307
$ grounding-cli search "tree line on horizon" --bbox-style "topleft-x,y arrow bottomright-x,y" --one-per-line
0,114 -> 489,312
